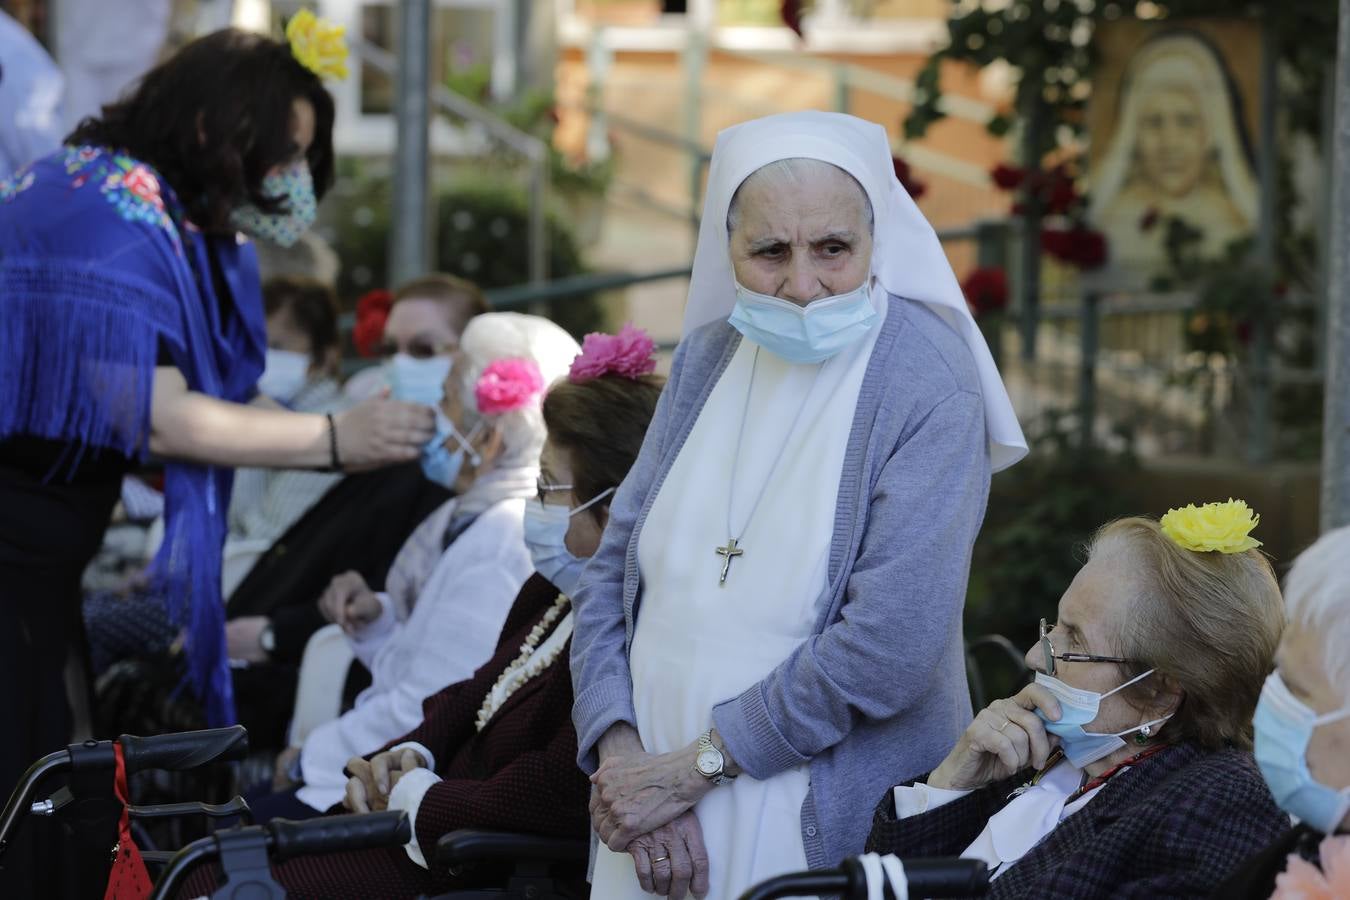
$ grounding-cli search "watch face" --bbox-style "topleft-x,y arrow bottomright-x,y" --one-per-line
695,748 -> 721,776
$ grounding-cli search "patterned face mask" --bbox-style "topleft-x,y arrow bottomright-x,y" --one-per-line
230,160 -> 317,247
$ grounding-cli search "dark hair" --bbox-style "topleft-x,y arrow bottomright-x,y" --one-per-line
542,374 -> 665,525
68,29 -> 336,232
393,273 -> 491,335
262,276 -> 339,368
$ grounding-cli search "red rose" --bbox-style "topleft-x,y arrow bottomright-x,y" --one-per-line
961,266 -> 1009,317
990,163 -> 1025,190
1041,226 -> 1108,270
1044,175 -> 1079,216
891,156 -> 928,201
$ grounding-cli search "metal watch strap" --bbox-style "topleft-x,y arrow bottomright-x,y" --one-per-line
697,729 -> 734,786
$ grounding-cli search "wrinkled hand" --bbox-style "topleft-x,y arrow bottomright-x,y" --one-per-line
927,683 -> 1062,791
342,748 -> 427,814
272,746 -> 301,792
627,809 -> 710,899
334,392 -> 436,471
590,747 -> 710,852
317,571 -> 382,633
225,616 -> 271,664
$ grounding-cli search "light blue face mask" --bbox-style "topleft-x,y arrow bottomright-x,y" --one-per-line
421,409 -> 481,489
1254,671 -> 1350,834
522,488 -> 616,598
387,353 -> 453,407
727,278 -> 879,365
1034,670 -> 1173,769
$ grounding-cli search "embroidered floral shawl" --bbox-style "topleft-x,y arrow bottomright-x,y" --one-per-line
0,146 -> 267,726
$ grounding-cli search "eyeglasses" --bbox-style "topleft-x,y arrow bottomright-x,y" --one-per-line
536,479 -> 574,506
1039,617 -> 1134,677
378,339 -> 456,360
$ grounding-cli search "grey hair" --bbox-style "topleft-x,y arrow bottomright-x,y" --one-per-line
455,312 -> 581,470
1284,525 -> 1350,698
725,158 -> 875,237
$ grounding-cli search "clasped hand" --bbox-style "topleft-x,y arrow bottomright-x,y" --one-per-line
343,747 -> 427,813
318,570 -> 384,634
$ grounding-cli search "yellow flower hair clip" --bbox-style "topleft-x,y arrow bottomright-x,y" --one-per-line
286,9 -> 349,81
1160,499 -> 1262,554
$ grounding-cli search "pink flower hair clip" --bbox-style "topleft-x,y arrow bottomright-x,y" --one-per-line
568,324 -> 658,383
475,357 -> 545,416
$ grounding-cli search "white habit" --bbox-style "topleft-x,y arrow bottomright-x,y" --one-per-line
590,295 -> 887,899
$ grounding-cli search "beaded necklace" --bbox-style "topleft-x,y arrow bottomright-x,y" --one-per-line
475,593 -> 572,732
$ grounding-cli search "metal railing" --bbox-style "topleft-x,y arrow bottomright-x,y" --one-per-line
355,38 -> 551,287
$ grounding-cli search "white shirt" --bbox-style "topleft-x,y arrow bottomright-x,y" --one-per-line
894,761 -> 1105,881
295,498 -> 533,812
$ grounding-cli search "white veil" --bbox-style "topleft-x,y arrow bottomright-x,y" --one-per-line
682,111 -> 1027,473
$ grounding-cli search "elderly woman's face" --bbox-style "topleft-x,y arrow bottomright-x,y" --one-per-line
728,167 -> 873,306
538,437 -> 606,559
1026,552 -> 1168,734
1277,622 -> 1350,828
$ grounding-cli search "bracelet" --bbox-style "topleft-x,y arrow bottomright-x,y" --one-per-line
326,412 -> 344,472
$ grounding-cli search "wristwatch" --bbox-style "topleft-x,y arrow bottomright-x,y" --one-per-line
694,729 -> 734,787
259,624 -> 276,655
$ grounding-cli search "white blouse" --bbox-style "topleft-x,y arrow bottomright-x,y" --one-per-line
894,761 -> 1105,880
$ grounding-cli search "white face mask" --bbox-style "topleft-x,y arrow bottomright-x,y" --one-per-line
522,488 -> 615,597
257,348 -> 311,404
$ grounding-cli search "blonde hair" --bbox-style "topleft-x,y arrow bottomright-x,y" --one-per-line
1090,517 -> 1283,750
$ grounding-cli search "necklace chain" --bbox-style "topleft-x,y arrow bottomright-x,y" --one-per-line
725,347 -> 821,542
475,593 -> 571,732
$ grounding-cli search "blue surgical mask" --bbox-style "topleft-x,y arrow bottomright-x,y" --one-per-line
387,353 -> 453,407
229,160 -> 318,248
522,488 -> 615,597
421,409 -> 481,489
257,348 -> 310,405
1254,671 -> 1350,834
727,278 -> 879,364
1034,670 -> 1173,769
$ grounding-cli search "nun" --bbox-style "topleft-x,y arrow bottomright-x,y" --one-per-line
570,111 -> 1027,899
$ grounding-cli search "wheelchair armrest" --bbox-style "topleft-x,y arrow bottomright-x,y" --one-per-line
434,829 -> 589,869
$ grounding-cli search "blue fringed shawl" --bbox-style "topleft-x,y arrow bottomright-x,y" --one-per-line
0,147 -> 266,726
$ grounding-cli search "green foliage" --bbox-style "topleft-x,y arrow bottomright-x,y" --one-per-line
907,0 -> 1338,154
323,160 -> 608,340
965,408 -> 1138,645
435,180 -> 609,338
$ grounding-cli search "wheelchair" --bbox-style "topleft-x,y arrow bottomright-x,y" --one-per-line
0,726 -> 410,899
738,856 -> 991,900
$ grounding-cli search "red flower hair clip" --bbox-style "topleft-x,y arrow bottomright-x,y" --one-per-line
568,324 -> 657,383
475,357 -> 545,416
353,289 -> 393,358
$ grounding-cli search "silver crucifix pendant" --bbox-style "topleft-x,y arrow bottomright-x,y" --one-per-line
715,538 -> 744,586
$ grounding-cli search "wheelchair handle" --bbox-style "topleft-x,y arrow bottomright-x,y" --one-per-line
119,726 -> 249,774
150,812 -> 411,900
738,857 -> 990,900
269,811 -> 411,862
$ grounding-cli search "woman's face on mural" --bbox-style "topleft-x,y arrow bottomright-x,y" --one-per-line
1135,87 -> 1209,197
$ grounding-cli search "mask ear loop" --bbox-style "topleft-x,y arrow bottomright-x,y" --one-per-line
1095,668 -> 1175,742
448,420 -> 484,467
569,486 -> 616,518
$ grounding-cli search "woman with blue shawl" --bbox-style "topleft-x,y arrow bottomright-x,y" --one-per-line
0,21 -> 436,800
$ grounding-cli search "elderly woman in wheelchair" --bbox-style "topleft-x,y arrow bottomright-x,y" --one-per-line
168,331 -> 663,898
867,504 -> 1291,899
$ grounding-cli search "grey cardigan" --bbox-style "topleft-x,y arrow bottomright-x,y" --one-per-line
570,296 -> 992,869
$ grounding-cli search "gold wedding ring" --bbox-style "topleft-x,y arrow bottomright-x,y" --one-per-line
653,856 -> 670,864
997,718 -> 1012,732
